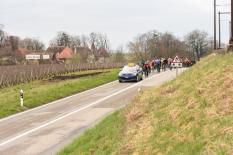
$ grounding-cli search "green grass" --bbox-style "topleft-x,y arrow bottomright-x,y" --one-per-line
58,111 -> 126,155
58,53 -> 233,155
0,69 -> 119,118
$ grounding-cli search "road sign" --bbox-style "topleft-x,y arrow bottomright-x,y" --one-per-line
172,56 -> 181,63
42,55 -> 50,60
26,55 -> 40,60
171,62 -> 182,68
171,56 -> 182,68
26,54 -> 51,60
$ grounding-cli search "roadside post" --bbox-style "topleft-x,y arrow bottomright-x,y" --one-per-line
171,56 -> 182,77
20,89 -> 24,107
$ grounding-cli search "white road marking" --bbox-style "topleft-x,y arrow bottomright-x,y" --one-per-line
0,71 -> 174,147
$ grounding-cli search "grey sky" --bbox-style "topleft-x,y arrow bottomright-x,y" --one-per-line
0,0 -> 231,49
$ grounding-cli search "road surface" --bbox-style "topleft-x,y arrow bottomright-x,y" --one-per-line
0,68 -> 186,155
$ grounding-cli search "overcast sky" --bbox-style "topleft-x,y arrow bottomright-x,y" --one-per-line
0,0 -> 231,49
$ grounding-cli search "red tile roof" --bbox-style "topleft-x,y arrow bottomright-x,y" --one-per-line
56,47 -> 73,59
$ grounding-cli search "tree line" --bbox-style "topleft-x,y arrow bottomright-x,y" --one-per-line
128,30 -> 214,62
0,25 -> 214,65
49,31 -> 110,62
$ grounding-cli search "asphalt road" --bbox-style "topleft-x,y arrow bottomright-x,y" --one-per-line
0,68 -> 186,155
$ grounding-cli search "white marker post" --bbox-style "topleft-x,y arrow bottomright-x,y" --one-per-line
176,67 -> 178,77
20,89 -> 24,107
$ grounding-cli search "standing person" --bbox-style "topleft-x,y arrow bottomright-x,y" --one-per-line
150,60 -> 155,73
163,59 -> 168,71
139,59 -> 145,68
143,61 -> 149,77
153,59 -> 157,70
168,58 -> 173,70
155,58 -> 161,73
147,61 -> 151,74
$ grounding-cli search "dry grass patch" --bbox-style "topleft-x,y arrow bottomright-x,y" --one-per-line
169,108 -> 181,121
186,98 -> 197,109
125,104 -> 143,123
160,86 -> 176,96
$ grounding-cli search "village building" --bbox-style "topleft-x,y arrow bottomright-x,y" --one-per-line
55,47 -> 73,61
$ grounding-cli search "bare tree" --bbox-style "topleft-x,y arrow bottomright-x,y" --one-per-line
50,31 -> 71,47
80,35 -> 88,47
128,33 -> 150,61
9,36 -> 20,51
185,30 -> 209,61
19,38 -> 45,51
157,32 -> 187,58
113,46 -> 126,63
70,35 -> 81,48
0,24 -> 5,47
88,32 -> 110,60
128,30 -> 189,61
0,30 -> 4,47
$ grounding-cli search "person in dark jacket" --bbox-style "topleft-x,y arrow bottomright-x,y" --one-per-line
155,58 -> 161,73
143,61 -> 150,77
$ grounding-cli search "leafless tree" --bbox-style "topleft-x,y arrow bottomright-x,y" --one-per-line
112,45 -> 126,63
128,30 -> 188,61
50,31 -> 71,47
9,36 -> 20,51
19,38 -> 45,51
184,30 -> 209,61
70,35 -> 81,48
80,35 -> 88,47
128,33 -> 150,61
88,32 -> 110,60
0,25 -> 6,47
0,30 -> 4,47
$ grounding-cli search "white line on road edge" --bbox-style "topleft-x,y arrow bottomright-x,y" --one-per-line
0,70 -> 174,147
0,80 -> 118,123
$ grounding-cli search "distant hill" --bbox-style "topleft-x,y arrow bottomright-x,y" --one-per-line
59,52 -> 233,154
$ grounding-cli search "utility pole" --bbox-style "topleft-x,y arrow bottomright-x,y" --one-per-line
230,0 -> 233,44
230,21 -> 232,40
226,0 -> 233,51
219,11 -> 221,48
214,0 -> 217,50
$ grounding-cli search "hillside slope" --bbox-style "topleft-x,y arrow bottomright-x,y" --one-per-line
59,53 -> 233,155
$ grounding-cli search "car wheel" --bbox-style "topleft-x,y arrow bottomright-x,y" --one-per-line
119,79 -> 122,83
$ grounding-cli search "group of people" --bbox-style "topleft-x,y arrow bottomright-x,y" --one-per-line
139,57 -> 194,77
139,58 -> 172,77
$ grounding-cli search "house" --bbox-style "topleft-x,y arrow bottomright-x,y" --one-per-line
56,47 -> 73,61
74,47 -> 92,63
97,47 -> 109,58
96,47 -> 109,63
50,47 -> 73,62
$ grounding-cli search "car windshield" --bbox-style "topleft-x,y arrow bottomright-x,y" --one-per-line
122,66 -> 138,73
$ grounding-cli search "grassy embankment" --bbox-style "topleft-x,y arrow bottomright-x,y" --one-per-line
59,53 -> 233,155
0,69 -> 119,118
